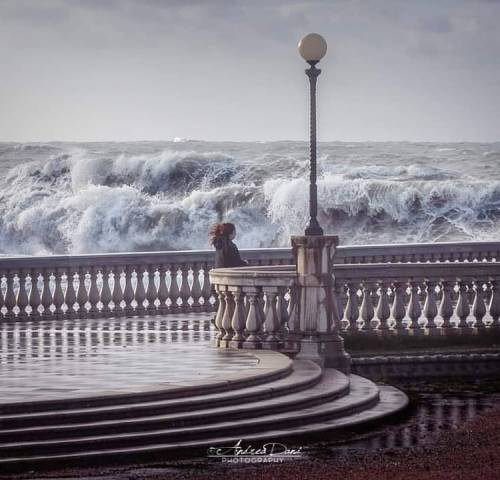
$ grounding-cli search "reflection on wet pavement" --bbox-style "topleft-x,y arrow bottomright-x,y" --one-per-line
0,314 -> 259,403
308,390 -> 500,455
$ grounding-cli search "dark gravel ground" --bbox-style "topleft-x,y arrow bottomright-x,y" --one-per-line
3,379 -> 500,480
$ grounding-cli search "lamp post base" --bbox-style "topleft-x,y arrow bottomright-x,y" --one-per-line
291,235 -> 351,374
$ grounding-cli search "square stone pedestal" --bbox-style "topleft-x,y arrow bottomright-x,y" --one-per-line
291,235 -> 351,374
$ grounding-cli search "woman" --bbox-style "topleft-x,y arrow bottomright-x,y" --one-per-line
210,222 -> 248,268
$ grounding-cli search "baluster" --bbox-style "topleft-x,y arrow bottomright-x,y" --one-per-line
123,266 -> 135,317
488,280 -> 500,328
157,265 -> 169,315
28,269 -> 41,318
145,266 -> 158,315
331,283 -> 343,334
214,285 -> 226,343
242,288 -> 262,349
0,274 -> 4,316
100,267 -> 112,317
17,270 -> 29,318
276,286 -> 290,334
439,281 -> 454,332
262,287 -> 280,349
344,282 -> 360,333
455,281 -> 470,330
53,268 -> 65,317
168,265 -> 181,311
407,281 -> 422,333
65,269 -> 77,318
472,280 -> 486,330
375,282 -> 391,332
135,266 -> 147,316
4,271 -> 17,319
40,269 -> 53,318
229,287 -> 246,348
221,290 -> 235,346
423,280 -> 438,333
191,263 -> 203,311
112,267 -> 124,316
179,264 -> 191,311
77,267 -> 88,318
284,286 -> 300,350
202,263 -> 213,311
87,266 -> 101,318
360,282 -> 375,333
391,281 -> 407,334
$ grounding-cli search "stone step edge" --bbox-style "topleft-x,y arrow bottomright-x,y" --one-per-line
0,350 -> 292,415
0,369 -> 349,441
0,375 -> 379,455
0,360 -> 322,426
0,385 -> 408,470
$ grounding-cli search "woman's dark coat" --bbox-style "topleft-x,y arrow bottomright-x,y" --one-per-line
212,236 -> 248,268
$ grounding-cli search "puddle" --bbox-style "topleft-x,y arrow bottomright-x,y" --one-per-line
306,384 -> 500,458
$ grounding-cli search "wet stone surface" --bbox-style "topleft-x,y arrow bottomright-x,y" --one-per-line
0,314 -> 260,403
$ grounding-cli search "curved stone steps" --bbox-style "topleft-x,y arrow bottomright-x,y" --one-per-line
0,384 -> 408,470
0,359 -> 322,430
0,368 -> 350,442
0,351 -> 293,415
0,374 -> 379,458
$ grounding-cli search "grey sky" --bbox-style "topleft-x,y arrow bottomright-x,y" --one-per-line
1,0 -> 499,142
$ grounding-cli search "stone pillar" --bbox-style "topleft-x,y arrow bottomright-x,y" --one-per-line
291,235 -> 351,373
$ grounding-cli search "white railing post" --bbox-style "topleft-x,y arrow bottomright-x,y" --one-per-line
242,287 -> 263,349
135,265 -> 147,317
375,281 -> 391,333
360,281 -> 375,333
407,281 -> 422,334
489,280 -> 500,328
344,282 -> 360,333
455,281 -> 471,330
423,280 -> 438,333
17,270 -> 29,318
229,287 -> 246,348
157,265 -> 169,314
65,270 -> 78,318
111,266 -> 124,316
4,271 -> 17,320
28,269 -> 41,318
262,287 -> 280,349
439,281 -> 454,333
77,267 -> 88,318
41,270 -> 53,319
100,266 -> 112,317
145,265 -> 158,315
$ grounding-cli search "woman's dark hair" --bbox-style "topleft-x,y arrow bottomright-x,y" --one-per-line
209,222 -> 235,243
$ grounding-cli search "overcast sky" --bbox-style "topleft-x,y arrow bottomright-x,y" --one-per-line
1,0 -> 500,142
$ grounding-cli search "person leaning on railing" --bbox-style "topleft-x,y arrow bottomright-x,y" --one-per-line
209,222 -> 248,327
209,222 -> 248,268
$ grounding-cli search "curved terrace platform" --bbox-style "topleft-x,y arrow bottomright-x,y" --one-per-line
0,240 -> 499,470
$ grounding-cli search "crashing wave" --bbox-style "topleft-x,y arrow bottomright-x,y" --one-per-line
0,141 -> 499,254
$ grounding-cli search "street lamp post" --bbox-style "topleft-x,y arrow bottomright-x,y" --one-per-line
298,33 -> 327,236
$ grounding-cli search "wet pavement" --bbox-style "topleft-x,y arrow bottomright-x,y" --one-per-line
0,314 -> 259,403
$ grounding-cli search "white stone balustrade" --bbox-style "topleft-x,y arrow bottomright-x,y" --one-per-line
334,262 -> 500,335
210,260 -> 500,350
209,266 -> 296,350
1,241 -> 499,322
0,249 -> 297,321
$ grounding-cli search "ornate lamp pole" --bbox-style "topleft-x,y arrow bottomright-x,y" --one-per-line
298,33 -> 327,236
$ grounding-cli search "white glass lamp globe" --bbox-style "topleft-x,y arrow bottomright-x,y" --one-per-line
298,33 -> 327,62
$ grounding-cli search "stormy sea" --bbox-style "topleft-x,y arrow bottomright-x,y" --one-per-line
0,140 -> 499,256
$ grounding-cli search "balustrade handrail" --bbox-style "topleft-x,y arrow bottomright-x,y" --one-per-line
334,262 -> 500,282
0,240 -> 498,270
209,266 -> 295,288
